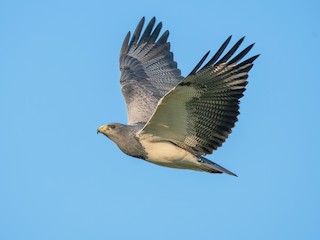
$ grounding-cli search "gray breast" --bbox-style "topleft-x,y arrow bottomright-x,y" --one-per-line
115,124 -> 148,160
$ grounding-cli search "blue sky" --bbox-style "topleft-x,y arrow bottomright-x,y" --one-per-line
1,0 -> 319,239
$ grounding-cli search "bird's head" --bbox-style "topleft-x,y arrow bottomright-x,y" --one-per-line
97,123 -> 125,142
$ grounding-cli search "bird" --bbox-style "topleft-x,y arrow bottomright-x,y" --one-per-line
97,17 -> 259,176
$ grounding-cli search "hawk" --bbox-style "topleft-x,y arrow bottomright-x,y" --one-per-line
97,17 -> 259,176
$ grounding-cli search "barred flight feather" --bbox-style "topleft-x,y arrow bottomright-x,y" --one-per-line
141,35 -> 259,155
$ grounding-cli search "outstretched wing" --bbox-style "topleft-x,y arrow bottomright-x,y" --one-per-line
120,17 -> 183,125
140,36 -> 259,156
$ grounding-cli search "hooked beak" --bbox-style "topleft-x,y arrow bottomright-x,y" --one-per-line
97,125 -> 106,135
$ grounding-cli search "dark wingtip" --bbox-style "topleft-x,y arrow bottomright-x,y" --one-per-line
224,35 -> 233,44
202,35 -> 232,69
227,35 -> 232,42
228,42 -> 255,64
128,17 -> 145,49
120,31 -> 131,60
215,36 -> 245,65
188,51 -> 210,76
148,21 -> 162,43
157,30 -> 169,44
138,17 -> 156,46
238,54 -> 260,67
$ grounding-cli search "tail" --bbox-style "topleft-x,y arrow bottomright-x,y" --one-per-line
198,156 -> 237,177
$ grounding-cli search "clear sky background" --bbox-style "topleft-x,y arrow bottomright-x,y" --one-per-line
1,0 -> 319,239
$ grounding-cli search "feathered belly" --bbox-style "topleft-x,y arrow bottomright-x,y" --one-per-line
139,136 -> 201,170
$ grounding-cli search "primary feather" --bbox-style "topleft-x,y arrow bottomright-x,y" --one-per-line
120,17 -> 183,125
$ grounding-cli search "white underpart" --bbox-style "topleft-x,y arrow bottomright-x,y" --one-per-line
138,133 -> 202,171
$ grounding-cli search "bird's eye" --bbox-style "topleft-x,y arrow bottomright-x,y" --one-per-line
108,125 -> 116,129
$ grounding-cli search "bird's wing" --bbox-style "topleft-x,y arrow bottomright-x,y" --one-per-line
139,36 -> 259,156
120,17 -> 183,125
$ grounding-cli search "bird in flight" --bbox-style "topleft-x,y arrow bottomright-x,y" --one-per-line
97,17 -> 259,176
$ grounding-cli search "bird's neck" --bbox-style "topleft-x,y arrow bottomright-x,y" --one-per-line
113,124 -> 147,159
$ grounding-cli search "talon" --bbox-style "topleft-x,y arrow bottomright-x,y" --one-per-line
197,157 -> 204,163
